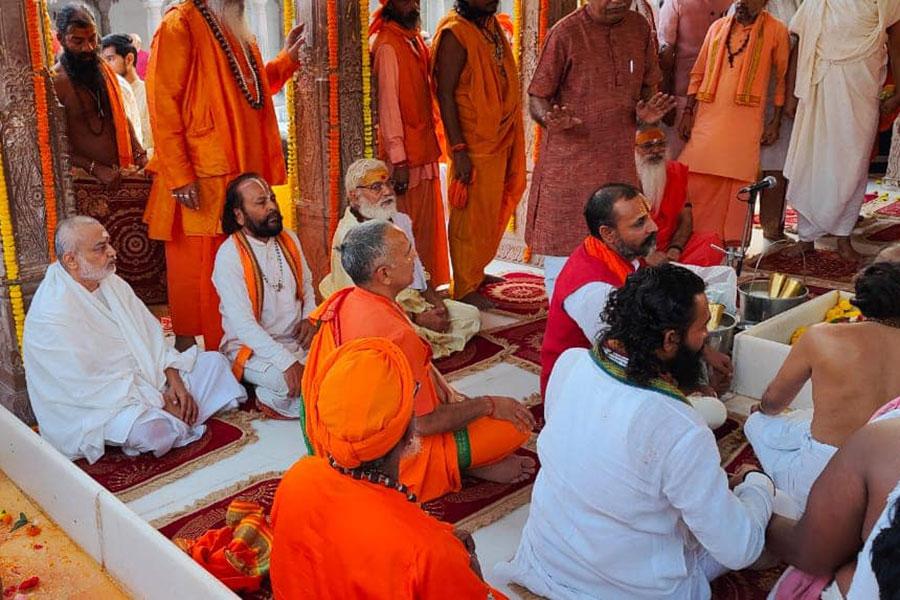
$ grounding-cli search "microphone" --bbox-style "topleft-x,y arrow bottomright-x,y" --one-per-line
739,176 -> 778,194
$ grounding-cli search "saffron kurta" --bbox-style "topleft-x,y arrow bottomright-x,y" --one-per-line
678,11 -> 789,243
270,457 -> 507,599
432,11 -> 526,299
144,0 -> 298,344
303,287 -> 528,502
655,161 -> 724,267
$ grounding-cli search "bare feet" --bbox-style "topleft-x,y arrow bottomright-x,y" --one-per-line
469,454 -> 537,484
481,273 -> 506,285
835,237 -> 864,263
174,335 -> 196,352
780,240 -> 814,258
459,291 -> 496,310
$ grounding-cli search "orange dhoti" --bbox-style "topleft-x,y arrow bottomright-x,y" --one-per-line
686,173 -> 751,246
396,177 -> 451,288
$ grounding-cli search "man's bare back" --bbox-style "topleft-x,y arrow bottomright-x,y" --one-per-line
762,321 -> 900,447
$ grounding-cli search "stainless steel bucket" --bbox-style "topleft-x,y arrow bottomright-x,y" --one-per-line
738,279 -> 809,326
707,312 -> 737,355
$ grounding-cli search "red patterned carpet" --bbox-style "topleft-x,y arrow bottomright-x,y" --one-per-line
74,176 -> 167,305
753,207 -> 798,232
76,409 -> 256,501
876,198 -> 900,218
866,222 -> 900,242
480,272 -> 548,316
486,317 -> 546,373
749,247 -> 860,285
433,334 -> 508,377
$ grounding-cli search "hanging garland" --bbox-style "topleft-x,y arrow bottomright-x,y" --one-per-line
26,0 -> 58,261
359,0 -> 374,158
40,0 -> 55,68
282,0 -> 299,199
0,145 -> 26,352
512,0 -> 524,67
326,0 -> 341,239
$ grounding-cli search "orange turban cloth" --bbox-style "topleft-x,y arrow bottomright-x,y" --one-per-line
635,127 -> 666,146
308,338 -> 416,468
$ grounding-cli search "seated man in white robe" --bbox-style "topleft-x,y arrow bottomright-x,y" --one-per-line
212,173 -> 317,419
497,264 -> 775,599
24,216 -> 246,464
745,262 -> 900,513
319,158 -> 480,358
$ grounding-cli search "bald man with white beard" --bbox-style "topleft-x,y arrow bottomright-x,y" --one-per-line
24,216 -> 246,464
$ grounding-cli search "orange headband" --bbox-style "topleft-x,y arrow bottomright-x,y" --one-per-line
360,167 -> 390,187
635,128 -> 666,146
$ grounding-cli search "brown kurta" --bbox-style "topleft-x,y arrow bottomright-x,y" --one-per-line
525,8 -> 661,257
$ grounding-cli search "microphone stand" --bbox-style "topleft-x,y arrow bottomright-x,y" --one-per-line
711,187 -> 760,277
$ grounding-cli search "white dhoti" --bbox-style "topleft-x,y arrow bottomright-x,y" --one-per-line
240,352 -> 304,418
783,0 -> 900,241
744,409 -> 837,511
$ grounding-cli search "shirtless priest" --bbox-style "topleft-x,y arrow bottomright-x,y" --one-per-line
746,261 -> 900,512
212,174 -> 317,419
305,220 -> 536,503
24,217 -> 246,464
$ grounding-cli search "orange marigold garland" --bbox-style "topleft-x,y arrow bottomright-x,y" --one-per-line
40,0 -> 55,68
283,0 -> 299,199
26,0 -> 58,260
326,0 -> 341,239
359,0 -> 374,158
512,0 -> 524,67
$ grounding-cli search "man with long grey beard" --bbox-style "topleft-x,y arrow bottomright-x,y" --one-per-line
320,158 -> 480,358
144,0 -> 305,353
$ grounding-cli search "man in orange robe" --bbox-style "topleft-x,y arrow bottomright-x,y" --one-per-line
371,0 -> 450,287
433,0 -> 526,309
634,126 -> 724,267
678,0 -> 789,245
272,338 -> 508,599
303,220 -> 536,503
144,0 -> 304,350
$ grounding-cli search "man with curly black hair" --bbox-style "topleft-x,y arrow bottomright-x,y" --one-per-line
497,264 -> 775,599
747,261 -> 900,514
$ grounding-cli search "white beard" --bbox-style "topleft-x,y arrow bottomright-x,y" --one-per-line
76,255 -> 116,282
636,153 -> 669,214
357,198 -> 398,222
208,0 -> 255,45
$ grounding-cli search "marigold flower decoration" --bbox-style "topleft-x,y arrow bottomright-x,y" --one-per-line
283,0 -> 299,200
0,143 -> 26,351
326,0 -> 341,239
360,0 -> 374,158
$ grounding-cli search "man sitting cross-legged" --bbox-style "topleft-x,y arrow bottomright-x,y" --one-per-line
24,216 -> 246,464
745,262 -> 900,513
497,264 -> 775,599
212,173 -> 317,419
271,338 -> 508,599
304,220 -> 536,503
319,158 -> 480,358
541,182 -> 736,410
635,125 -> 724,267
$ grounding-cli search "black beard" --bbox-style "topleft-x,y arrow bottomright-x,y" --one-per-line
615,231 -> 658,261
383,4 -> 420,30
455,0 -> 497,21
61,48 -> 103,93
246,212 -> 283,238
668,342 -> 704,391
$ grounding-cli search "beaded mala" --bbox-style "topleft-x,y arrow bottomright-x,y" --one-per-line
726,22 -> 751,68
328,456 -> 417,503
194,0 -> 264,109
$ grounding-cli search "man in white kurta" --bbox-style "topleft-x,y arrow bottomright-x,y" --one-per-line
319,159 -> 480,358
24,216 -> 246,464
498,265 -> 774,599
784,0 -> 900,260
213,175 -> 317,419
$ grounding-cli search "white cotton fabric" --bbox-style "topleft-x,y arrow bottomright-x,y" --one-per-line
496,348 -> 774,599
23,263 -> 244,463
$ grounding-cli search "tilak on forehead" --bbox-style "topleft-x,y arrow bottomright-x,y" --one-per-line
635,127 -> 666,146
361,166 -> 390,187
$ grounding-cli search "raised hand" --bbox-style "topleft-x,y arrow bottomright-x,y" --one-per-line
636,92 -> 678,125
284,23 -> 306,62
544,104 -> 582,131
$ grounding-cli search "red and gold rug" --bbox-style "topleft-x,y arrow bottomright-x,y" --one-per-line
484,317 -> 546,374
480,272 -> 548,317
866,222 -> 900,243
433,334 -> 511,380
77,408 -> 259,502
747,247 -> 859,291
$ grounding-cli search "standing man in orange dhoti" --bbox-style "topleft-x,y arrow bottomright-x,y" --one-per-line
370,0 -> 450,288
303,221 -> 536,503
678,0 -> 789,245
433,0 -> 526,309
144,0 -> 305,350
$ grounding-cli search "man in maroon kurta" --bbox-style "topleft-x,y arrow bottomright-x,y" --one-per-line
524,0 -> 673,299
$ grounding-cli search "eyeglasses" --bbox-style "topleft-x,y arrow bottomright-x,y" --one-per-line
356,180 -> 393,193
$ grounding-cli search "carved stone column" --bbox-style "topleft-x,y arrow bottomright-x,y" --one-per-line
0,0 -> 73,423
248,0 -> 271,60
143,0 -> 163,38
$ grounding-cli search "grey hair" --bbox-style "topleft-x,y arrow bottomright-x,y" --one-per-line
339,220 -> 392,286
344,158 -> 389,197
54,215 -> 101,259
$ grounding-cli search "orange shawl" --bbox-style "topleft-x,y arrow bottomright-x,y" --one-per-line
100,61 -> 134,167
230,231 -> 305,380
695,12 -> 773,107
583,236 -> 635,287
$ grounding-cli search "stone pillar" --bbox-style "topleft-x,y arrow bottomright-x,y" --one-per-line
0,0 -> 74,423
249,0 -> 271,60
144,0 -> 163,38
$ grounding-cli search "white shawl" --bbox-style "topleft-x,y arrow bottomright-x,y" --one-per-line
23,263 -> 195,463
791,0 -> 900,98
